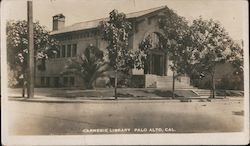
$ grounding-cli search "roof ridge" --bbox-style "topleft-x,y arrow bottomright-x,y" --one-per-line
72,18 -> 107,26
126,5 -> 167,16
68,5 -> 167,27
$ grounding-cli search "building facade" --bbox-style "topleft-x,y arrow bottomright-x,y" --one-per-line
36,6 -> 191,89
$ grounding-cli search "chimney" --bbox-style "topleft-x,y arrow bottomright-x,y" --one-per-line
52,14 -> 65,31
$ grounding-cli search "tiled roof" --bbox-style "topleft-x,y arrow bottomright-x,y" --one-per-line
51,5 -> 167,35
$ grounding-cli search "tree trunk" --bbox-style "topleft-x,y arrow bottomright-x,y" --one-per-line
34,59 -> 36,88
172,70 -> 175,99
211,74 -> 215,98
22,78 -> 25,97
22,68 -> 26,97
114,70 -> 118,100
87,82 -> 93,89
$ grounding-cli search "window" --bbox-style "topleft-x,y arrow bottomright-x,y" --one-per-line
56,46 -> 61,58
46,77 -> 50,86
93,31 -> 97,36
69,36 -> 72,40
63,77 -> 68,86
72,44 -> 77,57
62,45 -> 66,57
67,45 -> 71,57
54,77 -> 60,87
69,77 -> 75,85
58,44 -> 77,58
52,52 -> 56,58
41,77 -> 45,85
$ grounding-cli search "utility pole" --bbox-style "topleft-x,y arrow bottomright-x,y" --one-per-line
27,0 -> 34,98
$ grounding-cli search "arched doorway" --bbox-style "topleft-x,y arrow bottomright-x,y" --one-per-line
143,32 -> 168,76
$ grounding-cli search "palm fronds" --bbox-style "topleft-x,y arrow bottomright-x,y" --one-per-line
61,45 -> 109,89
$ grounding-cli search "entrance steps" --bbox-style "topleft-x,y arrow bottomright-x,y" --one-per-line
192,89 -> 211,97
145,75 -> 211,98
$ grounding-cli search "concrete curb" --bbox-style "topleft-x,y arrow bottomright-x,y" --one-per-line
8,97 -> 181,103
7,95 -> 235,104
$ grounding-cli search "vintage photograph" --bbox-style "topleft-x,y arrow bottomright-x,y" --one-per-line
1,0 -> 249,145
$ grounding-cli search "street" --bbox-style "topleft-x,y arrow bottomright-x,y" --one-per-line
8,99 -> 244,135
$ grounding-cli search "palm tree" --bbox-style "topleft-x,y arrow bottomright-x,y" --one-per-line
62,45 -> 109,89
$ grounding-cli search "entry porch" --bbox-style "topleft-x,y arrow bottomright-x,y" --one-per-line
131,50 -> 191,89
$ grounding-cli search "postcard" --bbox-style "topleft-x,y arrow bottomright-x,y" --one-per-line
1,0 -> 249,145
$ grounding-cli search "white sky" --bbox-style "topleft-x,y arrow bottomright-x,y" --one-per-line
2,0 -> 248,40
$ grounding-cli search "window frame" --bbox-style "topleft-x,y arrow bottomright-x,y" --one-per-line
67,44 -> 71,57
72,44 -> 77,57
41,77 -> 45,86
63,77 -> 68,86
56,46 -> 61,58
69,77 -> 75,85
46,77 -> 50,86
62,45 -> 66,57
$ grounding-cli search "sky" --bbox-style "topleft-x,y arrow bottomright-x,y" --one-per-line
2,0 -> 248,40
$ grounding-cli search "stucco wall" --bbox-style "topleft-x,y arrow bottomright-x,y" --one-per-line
36,34 -> 100,87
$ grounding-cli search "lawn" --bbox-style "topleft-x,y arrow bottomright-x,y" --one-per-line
8,88 -> 243,99
9,88 -> 199,99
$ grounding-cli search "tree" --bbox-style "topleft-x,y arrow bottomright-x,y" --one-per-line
158,9 -> 194,98
190,17 -> 236,98
62,45 -> 109,89
99,9 -> 133,99
134,35 -> 153,71
7,20 -> 59,97
226,41 -> 244,90
135,8 -> 189,98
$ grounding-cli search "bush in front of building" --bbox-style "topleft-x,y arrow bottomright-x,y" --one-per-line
62,45 -> 109,89
129,75 -> 145,88
191,76 -> 243,91
216,75 -> 243,90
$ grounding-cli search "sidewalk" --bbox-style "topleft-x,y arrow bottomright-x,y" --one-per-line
7,94 -> 237,104
7,88 -> 243,103
8,94 -> 181,103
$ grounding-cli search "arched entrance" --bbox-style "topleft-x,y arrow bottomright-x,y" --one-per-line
143,32 -> 168,76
